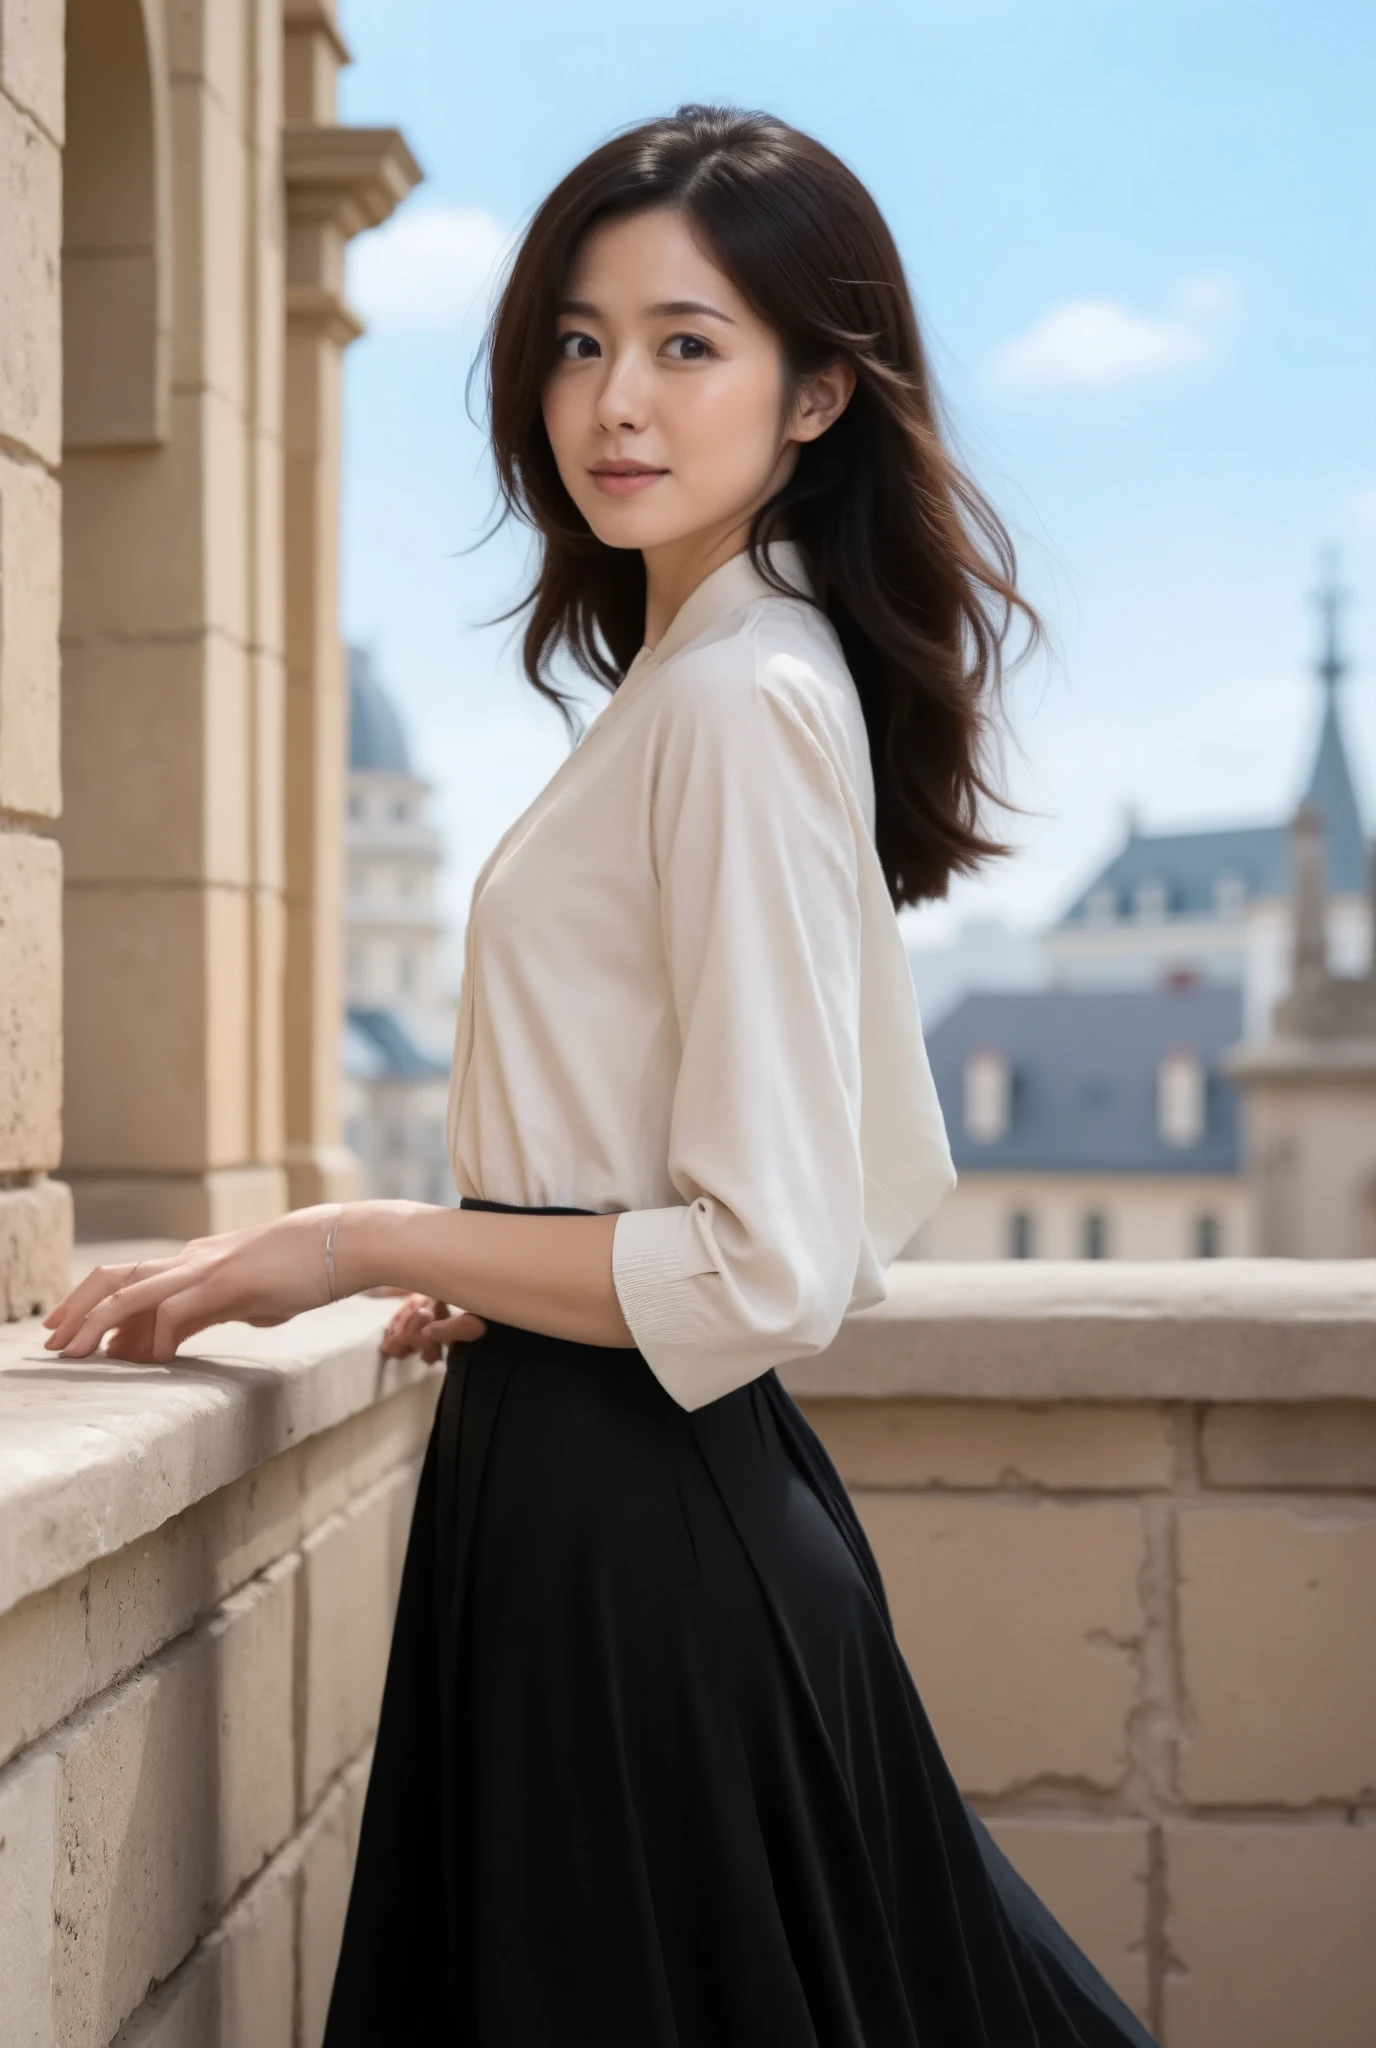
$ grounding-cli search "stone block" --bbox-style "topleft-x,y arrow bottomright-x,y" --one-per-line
1200,1401 -> 1376,1490
0,1744 -> 57,2047
0,1173 -> 72,1319
0,831 -> 62,1173
1177,1505 -> 1376,1804
297,1777 -> 354,2048
985,1818 -> 1151,2023
59,632 -> 253,887
299,1378 -> 439,1531
804,1399 -> 1174,1492
858,1495 -> 1144,1797
299,1463 -> 418,1811
170,79 -> 250,412
1163,1823 -> 1376,2048
0,0 -> 66,141
0,449 -> 61,816
111,1839 -> 295,2048
84,1450 -> 302,1697
52,1557 -> 297,2048
0,1565 -> 87,1771
62,387 -> 249,644
0,90 -> 60,463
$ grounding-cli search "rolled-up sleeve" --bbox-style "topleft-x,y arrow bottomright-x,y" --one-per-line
611,657 -> 872,1411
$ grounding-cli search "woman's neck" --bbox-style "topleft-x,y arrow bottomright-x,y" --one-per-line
640,519 -> 755,649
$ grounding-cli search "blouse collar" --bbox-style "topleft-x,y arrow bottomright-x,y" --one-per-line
580,540 -> 816,744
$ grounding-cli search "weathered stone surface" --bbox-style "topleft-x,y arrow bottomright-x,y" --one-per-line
780,1259 -> 1376,1401
0,1174 -> 71,1320
0,1566 -> 86,1771
1200,1401 -> 1376,1490
297,1776 -> 354,2048
0,832 -> 61,1175
1178,1505 -> 1376,1804
111,1834 -> 296,2048
0,1744 -> 57,2048
858,1495 -> 1144,1796
0,449 -> 61,817
0,88 -> 60,462
299,1463 -> 419,1811
1163,1823 -> 1376,2048
985,1819 -> 1151,2021
0,1291 -> 413,1613
299,1376 -> 439,1530
804,1398 -> 1174,1491
52,1559 -> 296,2048
0,0 -> 65,141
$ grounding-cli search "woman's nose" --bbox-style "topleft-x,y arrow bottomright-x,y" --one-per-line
593,348 -> 652,433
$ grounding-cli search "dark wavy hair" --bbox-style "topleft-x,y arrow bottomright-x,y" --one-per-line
479,103 -> 1039,909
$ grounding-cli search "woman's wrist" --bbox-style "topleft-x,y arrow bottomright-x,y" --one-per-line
328,1198 -> 432,1298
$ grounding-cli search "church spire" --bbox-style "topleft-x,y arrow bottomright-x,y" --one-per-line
1299,544 -> 1366,893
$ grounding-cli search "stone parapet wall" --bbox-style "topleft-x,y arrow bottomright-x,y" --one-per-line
1,1261 -> 1372,2044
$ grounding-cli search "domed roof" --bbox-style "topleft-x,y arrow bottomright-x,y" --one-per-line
348,645 -> 413,774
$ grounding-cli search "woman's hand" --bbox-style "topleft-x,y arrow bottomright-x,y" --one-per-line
42,1206 -> 351,1365
380,1292 -> 488,1363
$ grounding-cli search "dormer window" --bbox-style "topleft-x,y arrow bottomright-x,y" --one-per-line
963,1047 -> 1011,1143
1134,876 -> 1169,920
1158,1049 -> 1206,1146
1085,885 -> 1117,924
1213,869 -> 1246,914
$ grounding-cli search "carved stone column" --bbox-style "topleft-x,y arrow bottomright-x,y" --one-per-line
281,2 -> 420,1207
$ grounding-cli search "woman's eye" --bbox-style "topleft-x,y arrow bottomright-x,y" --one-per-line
556,331 -> 600,361
662,332 -> 715,362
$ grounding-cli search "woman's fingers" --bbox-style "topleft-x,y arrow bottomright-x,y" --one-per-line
42,1257 -> 179,1344
45,1261 -> 204,1358
421,1311 -> 488,1345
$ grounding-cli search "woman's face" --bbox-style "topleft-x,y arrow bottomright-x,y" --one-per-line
541,207 -> 843,558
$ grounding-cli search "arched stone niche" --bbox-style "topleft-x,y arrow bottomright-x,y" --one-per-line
62,0 -> 171,449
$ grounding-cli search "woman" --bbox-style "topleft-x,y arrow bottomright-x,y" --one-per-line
45,105 -> 1157,2047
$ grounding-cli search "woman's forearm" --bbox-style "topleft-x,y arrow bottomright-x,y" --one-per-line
340,1200 -> 638,1350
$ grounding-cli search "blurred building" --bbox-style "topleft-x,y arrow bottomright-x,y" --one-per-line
341,648 -> 456,1203
909,573 -> 1371,1260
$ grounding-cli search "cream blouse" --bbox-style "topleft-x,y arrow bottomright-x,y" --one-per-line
445,538 -> 957,1411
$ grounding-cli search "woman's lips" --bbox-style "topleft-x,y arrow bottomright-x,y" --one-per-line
589,467 -> 668,496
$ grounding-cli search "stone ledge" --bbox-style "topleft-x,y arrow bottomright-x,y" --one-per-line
0,1292 -> 425,1614
781,1259 -> 1376,1403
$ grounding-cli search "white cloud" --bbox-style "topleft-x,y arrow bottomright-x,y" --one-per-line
987,275 -> 1237,392
348,205 -> 512,334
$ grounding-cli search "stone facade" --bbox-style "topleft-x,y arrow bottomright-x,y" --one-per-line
0,0 -> 419,1300
2,1262 -> 1373,2045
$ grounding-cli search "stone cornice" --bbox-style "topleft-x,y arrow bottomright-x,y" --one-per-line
282,122 -> 424,239
283,0 -> 352,66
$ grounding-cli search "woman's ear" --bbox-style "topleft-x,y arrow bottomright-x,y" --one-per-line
788,360 -> 857,444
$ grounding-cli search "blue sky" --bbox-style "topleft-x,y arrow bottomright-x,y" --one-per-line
337,0 -> 1375,967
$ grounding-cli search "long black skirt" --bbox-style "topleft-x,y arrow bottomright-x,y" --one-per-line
323,1198 -> 1157,2047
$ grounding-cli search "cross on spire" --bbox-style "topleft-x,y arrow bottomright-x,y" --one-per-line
1312,541 -> 1351,703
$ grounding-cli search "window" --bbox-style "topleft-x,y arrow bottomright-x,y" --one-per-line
398,950 -> 417,994
1008,1209 -> 1035,1259
1082,1210 -> 1109,1259
1193,1213 -> 1222,1258
1158,1050 -> 1206,1147
346,947 -> 363,990
1213,869 -> 1246,915
1134,876 -> 1169,920
390,798 -> 409,824
963,1048 -> 1011,1143
1085,885 -> 1117,924
348,792 -> 363,822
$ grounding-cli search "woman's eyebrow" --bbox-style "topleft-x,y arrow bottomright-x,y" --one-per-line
555,297 -> 737,323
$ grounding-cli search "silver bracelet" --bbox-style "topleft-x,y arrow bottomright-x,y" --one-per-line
323,1206 -> 343,1303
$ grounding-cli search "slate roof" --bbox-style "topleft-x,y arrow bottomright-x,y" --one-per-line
1056,691 -> 1368,925
925,985 -> 1244,1175
345,1006 -> 450,1083
348,645 -> 414,776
